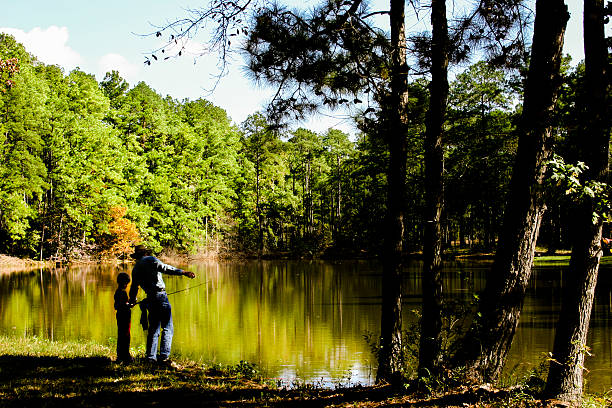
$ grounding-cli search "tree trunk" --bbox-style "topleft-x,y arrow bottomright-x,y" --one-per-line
376,0 -> 409,384
256,154 -> 263,255
544,0 -> 609,404
457,0 -> 569,382
418,0 -> 448,378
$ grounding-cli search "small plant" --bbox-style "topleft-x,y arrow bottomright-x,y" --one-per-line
229,360 -> 260,379
362,310 -> 421,383
582,389 -> 612,408
204,360 -> 261,379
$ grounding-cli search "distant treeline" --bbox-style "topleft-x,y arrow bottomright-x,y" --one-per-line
0,34 -> 586,259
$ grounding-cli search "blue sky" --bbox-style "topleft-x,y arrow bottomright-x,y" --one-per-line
1,0 -> 594,135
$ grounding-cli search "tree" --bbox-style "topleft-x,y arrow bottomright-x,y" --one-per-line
100,70 -> 129,108
40,68 -> 117,258
178,98 -> 242,252
457,0 -> 570,382
418,0 -> 448,378
289,128 -> 328,244
0,36 -> 47,255
444,62 -> 516,251
544,0 -> 610,404
241,113 -> 287,254
101,205 -> 141,258
322,128 -> 353,243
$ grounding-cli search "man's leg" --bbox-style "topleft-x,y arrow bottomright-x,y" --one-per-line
146,299 -> 162,361
158,294 -> 173,361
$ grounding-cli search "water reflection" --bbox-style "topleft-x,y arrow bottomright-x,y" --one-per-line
0,260 -> 610,391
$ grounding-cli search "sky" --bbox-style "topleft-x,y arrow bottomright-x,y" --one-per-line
1,0 -> 596,136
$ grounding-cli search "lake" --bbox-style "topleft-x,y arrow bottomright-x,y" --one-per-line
0,260 -> 610,392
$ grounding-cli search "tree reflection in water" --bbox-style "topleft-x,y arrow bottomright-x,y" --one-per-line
0,260 -> 610,391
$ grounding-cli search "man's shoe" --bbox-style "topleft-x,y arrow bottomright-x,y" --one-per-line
158,359 -> 180,369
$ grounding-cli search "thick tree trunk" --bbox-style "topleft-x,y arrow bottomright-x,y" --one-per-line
544,0 -> 609,404
376,0 -> 409,384
418,0 -> 448,377
457,0 -> 569,382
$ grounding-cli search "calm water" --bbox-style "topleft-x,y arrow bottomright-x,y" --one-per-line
0,260 -> 610,391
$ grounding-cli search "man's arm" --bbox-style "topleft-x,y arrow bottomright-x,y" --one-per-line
153,257 -> 195,278
128,272 -> 139,303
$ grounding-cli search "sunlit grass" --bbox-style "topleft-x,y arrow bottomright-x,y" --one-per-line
1,336 -> 609,407
0,335 -> 115,358
533,255 -> 612,267
0,335 -> 276,407
533,255 -> 571,266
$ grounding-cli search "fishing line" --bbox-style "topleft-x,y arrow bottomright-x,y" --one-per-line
134,280 -> 209,305
165,280 -> 209,297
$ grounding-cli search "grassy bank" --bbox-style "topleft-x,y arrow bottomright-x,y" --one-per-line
1,336 -> 610,407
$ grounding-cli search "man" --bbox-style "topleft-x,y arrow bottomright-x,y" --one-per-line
128,245 -> 195,363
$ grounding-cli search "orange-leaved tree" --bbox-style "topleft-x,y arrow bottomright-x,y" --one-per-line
103,206 -> 140,259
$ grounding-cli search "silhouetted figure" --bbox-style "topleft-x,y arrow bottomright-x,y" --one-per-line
128,245 -> 195,364
114,272 -> 133,363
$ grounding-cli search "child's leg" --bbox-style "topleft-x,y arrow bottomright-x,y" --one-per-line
117,313 -> 132,361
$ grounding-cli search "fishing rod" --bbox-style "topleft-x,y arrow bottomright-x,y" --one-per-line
134,280 -> 209,305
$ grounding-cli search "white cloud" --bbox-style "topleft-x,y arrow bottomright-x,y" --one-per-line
0,26 -> 83,71
97,53 -> 141,85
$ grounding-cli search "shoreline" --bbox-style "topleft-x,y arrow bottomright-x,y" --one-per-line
2,335 -> 609,407
0,251 -> 587,270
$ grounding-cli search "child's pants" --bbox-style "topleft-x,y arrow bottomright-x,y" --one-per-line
116,311 -> 131,361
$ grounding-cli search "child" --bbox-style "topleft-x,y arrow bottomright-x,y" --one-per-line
114,272 -> 133,363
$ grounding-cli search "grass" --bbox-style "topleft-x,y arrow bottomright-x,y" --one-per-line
1,337 -> 610,407
532,255 -> 572,266
533,254 -> 612,267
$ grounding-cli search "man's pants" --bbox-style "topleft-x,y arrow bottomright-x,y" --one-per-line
146,291 -> 173,361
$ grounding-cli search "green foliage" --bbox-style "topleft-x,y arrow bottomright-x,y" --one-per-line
0,51 -> 48,252
363,313 -> 421,382
444,61 -> 517,251
546,154 -> 611,224
582,390 -> 612,408
0,32 -> 596,260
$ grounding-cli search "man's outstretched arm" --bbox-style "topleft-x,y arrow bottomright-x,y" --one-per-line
152,258 -> 195,278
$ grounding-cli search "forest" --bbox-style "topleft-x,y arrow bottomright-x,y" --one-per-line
1,0 -> 610,405
0,35 -> 594,261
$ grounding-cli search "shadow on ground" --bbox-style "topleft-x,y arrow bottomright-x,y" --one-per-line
0,355 -> 544,407
0,355 -> 406,407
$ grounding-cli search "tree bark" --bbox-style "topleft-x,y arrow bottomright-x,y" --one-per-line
376,0 -> 409,384
544,0 -> 609,404
457,0 -> 569,382
418,0 -> 448,378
